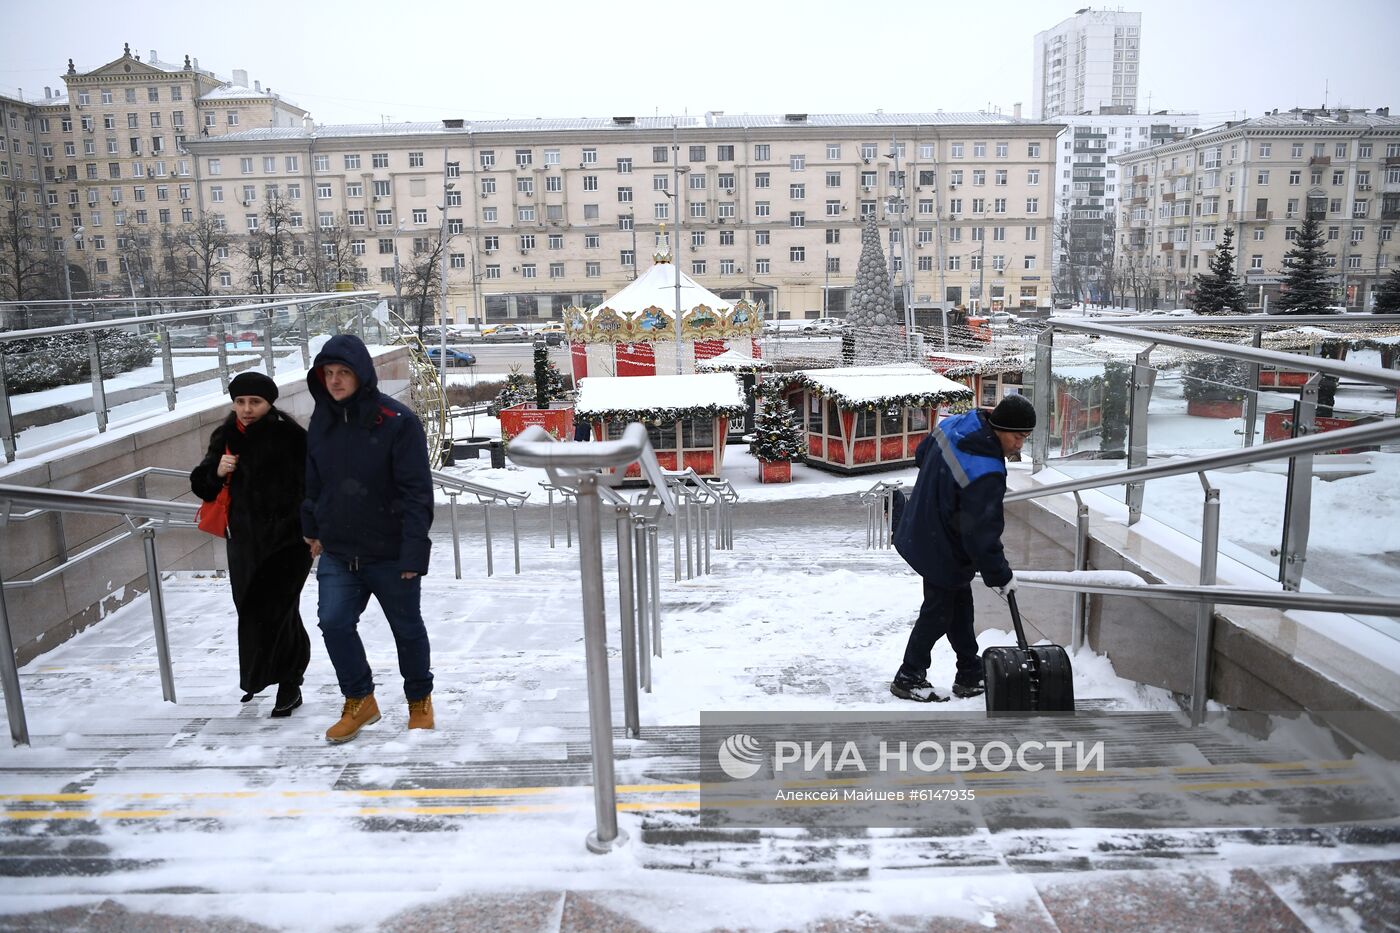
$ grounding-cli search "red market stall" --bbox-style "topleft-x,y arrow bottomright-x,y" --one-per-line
574,372 -> 746,480
764,364 -> 973,474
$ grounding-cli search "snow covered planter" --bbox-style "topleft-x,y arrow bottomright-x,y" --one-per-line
496,403 -> 575,443
1184,357 -> 1249,419
573,372 -> 745,481
758,459 -> 791,484
763,364 -> 973,475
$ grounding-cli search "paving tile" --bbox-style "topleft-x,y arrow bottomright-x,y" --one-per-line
1261,859 -> 1400,932
376,891 -> 565,932
1035,867 -> 1308,933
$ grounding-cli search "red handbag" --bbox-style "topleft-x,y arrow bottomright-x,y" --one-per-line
197,448 -> 232,537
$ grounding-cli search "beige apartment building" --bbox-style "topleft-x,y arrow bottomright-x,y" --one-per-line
1,44 -> 303,299
1114,108 -> 1400,309
182,112 -> 1058,323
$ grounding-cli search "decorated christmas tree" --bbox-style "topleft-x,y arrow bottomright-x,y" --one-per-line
748,396 -> 805,463
532,342 -> 569,408
846,216 -> 901,363
487,366 -> 533,416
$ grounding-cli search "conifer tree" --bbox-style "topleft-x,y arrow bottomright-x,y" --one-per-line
532,342 -> 568,407
748,396 -> 805,463
1192,227 -> 1245,313
1276,213 -> 1333,313
487,366 -> 533,415
1373,267 -> 1400,314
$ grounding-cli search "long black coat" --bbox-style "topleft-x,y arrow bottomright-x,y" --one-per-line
191,408 -> 312,695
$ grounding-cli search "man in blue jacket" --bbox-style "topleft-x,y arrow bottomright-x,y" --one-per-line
890,394 -> 1035,702
302,335 -> 436,742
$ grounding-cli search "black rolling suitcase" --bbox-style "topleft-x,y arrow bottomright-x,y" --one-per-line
981,592 -> 1075,712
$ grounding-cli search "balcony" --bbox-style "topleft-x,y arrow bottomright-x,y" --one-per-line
1160,242 -> 1177,251
1133,174 -> 1150,184
1254,211 -> 1274,221
1309,155 -> 1331,166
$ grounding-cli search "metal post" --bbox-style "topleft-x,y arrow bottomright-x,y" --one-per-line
614,506 -> 640,739
546,488 -> 556,547
1030,328 -> 1053,472
648,522 -> 662,657
574,474 -> 627,853
447,491 -> 462,580
633,517 -> 652,691
482,503 -> 494,577
1070,492 -> 1090,654
141,526 -> 177,703
685,497 -> 696,580
158,325 -> 177,411
1190,474 -> 1221,726
701,503 -> 712,575
0,354 -> 16,462
215,320 -> 230,394
672,499 -> 682,582
297,307 -> 311,366
865,494 -> 876,548
261,311 -> 276,376
86,332 -> 109,434
1126,344 -> 1157,525
1242,326 -> 1262,447
0,551 -> 30,745
565,494 -> 573,548
1279,374 -> 1319,591
511,506 -> 521,574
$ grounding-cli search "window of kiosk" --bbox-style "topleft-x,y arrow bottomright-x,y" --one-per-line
645,420 -> 677,450
683,416 -> 714,448
826,398 -> 843,437
806,393 -> 823,435
854,408 -> 877,438
604,419 -> 627,440
909,407 -> 931,434
980,377 -> 1001,408
879,406 -> 903,437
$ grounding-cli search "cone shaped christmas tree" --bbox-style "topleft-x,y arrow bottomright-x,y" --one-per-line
847,216 -> 902,363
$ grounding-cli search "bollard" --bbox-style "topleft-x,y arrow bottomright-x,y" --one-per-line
633,516 -> 652,692
447,490 -> 462,579
141,527 -> 177,703
614,505 -> 640,738
648,522 -> 663,658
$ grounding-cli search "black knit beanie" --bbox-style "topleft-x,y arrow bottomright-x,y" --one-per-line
988,394 -> 1036,432
228,371 -> 279,403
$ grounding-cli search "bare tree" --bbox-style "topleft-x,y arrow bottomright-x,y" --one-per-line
400,233 -> 445,336
177,213 -> 231,296
297,218 -> 364,290
1052,199 -> 1081,304
0,207 -> 57,302
241,195 -> 302,294
117,227 -> 159,298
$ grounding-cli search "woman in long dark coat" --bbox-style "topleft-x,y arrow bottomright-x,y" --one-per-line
190,372 -> 312,717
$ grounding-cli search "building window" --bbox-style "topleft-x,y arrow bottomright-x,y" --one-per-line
618,187 -> 633,203
689,145 -> 706,162
789,246 -> 805,262
789,211 -> 804,227
755,230 -> 770,245
586,261 -> 601,277
1250,255 -> 1263,270
790,183 -> 805,200
755,172 -> 770,189
516,148 -> 533,167
621,249 -> 635,266
583,175 -> 598,191
754,144 -> 770,161
755,258 -> 770,274
691,260 -> 707,275
617,157 -> 632,174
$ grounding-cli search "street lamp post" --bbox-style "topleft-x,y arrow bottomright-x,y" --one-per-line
629,212 -> 638,281
391,218 -> 405,320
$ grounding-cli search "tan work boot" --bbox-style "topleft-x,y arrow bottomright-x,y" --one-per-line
407,695 -> 434,731
325,694 -> 380,744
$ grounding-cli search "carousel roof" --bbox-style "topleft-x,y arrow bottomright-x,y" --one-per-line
575,372 -> 746,419
777,364 -> 973,409
696,349 -> 772,371
590,261 -> 729,318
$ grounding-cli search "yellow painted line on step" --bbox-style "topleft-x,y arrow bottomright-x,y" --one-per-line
0,782 -> 700,804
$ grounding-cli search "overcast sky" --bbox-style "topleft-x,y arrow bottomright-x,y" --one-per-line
3,0 -> 1398,128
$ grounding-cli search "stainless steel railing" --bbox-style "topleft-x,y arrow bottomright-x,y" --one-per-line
860,480 -> 904,549
0,482 -> 196,746
664,468 -> 731,580
505,423 -> 675,855
430,470 -> 528,578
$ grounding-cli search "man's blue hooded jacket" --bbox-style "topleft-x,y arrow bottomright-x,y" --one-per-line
302,335 -> 434,574
893,409 -> 1013,590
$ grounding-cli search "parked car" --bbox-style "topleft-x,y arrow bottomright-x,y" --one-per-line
483,324 -> 530,342
1052,297 -> 1075,310
802,317 -> 850,335
426,346 -> 477,367
988,311 -> 1017,326
536,323 -> 567,346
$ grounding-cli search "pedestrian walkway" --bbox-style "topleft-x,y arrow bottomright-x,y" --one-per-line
1,504 -> 1397,931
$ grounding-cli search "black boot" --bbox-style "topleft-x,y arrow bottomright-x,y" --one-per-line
271,684 -> 303,718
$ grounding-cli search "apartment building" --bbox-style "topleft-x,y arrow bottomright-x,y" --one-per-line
1115,108 -> 1400,309
1033,8 -> 1142,121
1050,108 -> 1196,302
184,113 -> 1059,323
0,44 -> 304,298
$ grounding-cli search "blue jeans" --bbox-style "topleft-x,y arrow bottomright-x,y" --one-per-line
899,580 -> 982,684
316,554 -> 433,701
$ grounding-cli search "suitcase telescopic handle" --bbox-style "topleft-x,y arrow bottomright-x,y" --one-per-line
1007,591 -> 1030,650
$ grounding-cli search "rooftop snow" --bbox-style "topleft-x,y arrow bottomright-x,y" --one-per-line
790,364 -> 973,406
576,372 -> 744,417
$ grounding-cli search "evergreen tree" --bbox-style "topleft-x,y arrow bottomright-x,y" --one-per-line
1373,267 -> 1400,314
487,366 -> 533,415
1276,213 -> 1333,314
1192,227 -> 1245,313
532,342 -> 568,408
748,396 -> 805,463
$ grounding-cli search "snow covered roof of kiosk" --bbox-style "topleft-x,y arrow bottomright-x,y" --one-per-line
696,349 -> 772,372
772,364 -> 973,411
575,372 -> 746,422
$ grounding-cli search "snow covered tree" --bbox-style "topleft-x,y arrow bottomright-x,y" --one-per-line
487,366 -> 533,415
748,396 -> 805,463
1192,227 -> 1246,313
1373,267 -> 1400,313
1276,213 -> 1333,314
532,342 -> 568,408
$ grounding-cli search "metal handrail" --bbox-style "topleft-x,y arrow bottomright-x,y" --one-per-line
860,480 -> 904,550
664,469 -> 722,579
1013,574 -> 1399,617
1052,312 -> 1400,328
0,291 -> 382,343
5,466 -> 192,523
505,422 -> 675,855
1045,317 -> 1400,390
1007,417 -> 1400,504
0,483 -> 194,746
705,477 -> 739,551
429,470 -> 529,579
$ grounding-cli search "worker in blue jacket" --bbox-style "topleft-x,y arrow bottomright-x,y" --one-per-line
891,394 -> 1035,702
302,334 -> 436,742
